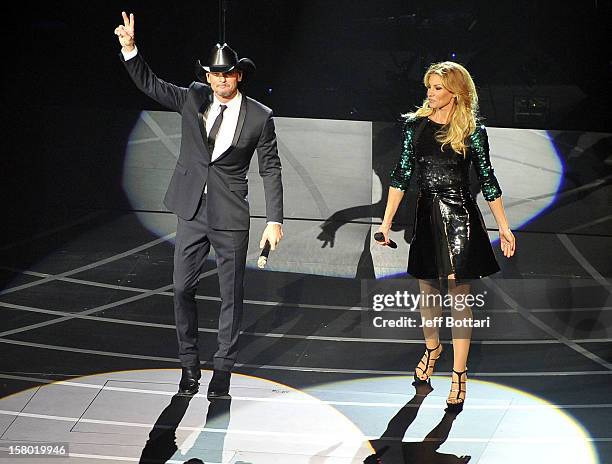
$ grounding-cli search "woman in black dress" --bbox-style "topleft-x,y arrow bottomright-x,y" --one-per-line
377,61 -> 515,413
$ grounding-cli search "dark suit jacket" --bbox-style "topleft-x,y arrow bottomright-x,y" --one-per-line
120,52 -> 283,230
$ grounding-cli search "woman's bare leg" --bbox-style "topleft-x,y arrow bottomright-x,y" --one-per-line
414,278 -> 443,381
447,274 -> 472,404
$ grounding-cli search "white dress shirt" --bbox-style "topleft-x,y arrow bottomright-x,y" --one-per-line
205,92 -> 242,162
203,93 -> 241,193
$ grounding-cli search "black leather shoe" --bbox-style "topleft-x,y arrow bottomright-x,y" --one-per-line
178,366 -> 201,395
207,369 -> 231,400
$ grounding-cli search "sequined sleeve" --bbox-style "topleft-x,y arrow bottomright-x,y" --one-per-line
471,125 -> 502,201
389,121 -> 415,192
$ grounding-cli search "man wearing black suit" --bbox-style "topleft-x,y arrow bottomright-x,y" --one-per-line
115,12 -> 283,399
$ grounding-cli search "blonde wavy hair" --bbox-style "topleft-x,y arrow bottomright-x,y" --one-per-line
407,61 -> 479,156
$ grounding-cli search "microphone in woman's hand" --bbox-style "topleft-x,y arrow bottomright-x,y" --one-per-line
258,240 -> 271,268
374,232 -> 397,249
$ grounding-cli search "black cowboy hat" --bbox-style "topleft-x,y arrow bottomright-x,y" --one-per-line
195,43 -> 256,81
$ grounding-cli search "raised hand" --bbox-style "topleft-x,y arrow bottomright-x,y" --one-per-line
114,11 -> 135,51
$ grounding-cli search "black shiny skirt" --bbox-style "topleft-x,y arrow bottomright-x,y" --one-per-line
407,186 -> 500,280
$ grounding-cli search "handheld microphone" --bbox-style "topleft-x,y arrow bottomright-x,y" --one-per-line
257,240 -> 271,268
374,232 -> 397,249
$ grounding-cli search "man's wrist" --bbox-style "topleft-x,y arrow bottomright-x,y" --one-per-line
121,45 -> 138,60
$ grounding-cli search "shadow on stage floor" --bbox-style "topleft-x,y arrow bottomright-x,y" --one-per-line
0,113 -> 610,462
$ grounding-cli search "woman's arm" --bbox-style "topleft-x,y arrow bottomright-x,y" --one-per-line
487,196 -> 509,231
377,120 -> 415,244
377,187 -> 405,244
471,126 -> 515,257
471,125 -> 502,202
487,196 -> 515,258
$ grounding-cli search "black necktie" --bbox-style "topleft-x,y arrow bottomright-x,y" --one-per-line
207,104 -> 227,152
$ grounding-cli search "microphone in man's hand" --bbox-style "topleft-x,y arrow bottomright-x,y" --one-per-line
374,232 -> 397,249
258,240 -> 271,268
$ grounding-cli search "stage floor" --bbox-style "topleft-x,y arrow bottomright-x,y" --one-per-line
1,115 -> 611,463
0,208 -> 610,463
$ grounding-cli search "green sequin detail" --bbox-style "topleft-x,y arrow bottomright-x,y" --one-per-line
389,118 -> 416,192
389,119 -> 502,201
470,125 -> 502,201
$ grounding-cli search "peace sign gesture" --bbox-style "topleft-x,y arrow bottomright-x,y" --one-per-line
114,11 -> 135,51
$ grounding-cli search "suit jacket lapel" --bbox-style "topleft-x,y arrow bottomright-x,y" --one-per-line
211,96 -> 247,164
197,90 -> 214,159
231,96 -> 247,148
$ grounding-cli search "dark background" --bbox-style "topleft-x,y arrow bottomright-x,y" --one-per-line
5,0 -> 612,130
1,5 -> 610,460
2,0 -> 611,246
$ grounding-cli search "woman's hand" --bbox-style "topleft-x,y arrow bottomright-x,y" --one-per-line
499,227 -> 515,258
114,11 -> 135,51
375,223 -> 392,246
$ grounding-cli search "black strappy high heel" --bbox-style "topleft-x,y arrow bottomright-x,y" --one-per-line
445,368 -> 467,414
413,343 -> 443,386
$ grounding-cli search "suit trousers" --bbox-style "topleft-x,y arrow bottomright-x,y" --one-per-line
173,194 -> 249,371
